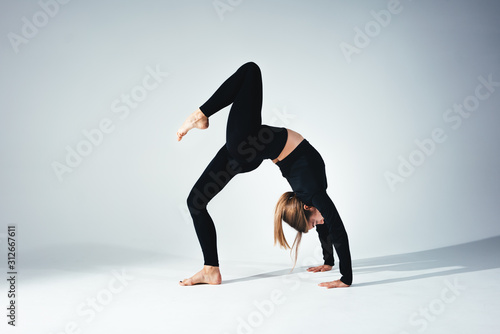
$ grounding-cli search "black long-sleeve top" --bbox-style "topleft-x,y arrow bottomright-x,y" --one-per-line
276,139 -> 353,285
316,224 -> 335,266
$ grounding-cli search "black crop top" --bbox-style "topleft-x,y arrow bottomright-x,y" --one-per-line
258,125 -> 288,161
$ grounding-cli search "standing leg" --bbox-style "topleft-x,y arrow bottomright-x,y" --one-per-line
180,145 -> 242,285
187,145 -> 241,266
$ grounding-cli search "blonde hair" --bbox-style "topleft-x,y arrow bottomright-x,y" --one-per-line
274,192 -> 311,270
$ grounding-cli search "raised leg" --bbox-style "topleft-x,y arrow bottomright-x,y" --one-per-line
176,62 -> 263,143
199,62 -> 263,157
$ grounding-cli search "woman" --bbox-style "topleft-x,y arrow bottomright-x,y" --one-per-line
177,62 -> 352,288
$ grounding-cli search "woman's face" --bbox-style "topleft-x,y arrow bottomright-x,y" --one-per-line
304,206 -> 324,230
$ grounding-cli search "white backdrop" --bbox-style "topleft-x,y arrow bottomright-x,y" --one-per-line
1,0 -> 499,267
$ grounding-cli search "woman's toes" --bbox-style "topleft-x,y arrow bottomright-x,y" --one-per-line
179,278 -> 190,286
177,131 -> 186,141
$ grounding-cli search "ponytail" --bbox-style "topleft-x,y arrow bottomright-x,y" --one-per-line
274,192 -> 293,250
274,192 -> 310,270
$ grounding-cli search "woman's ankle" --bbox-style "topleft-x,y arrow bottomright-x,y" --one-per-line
203,265 -> 219,272
196,109 -> 208,120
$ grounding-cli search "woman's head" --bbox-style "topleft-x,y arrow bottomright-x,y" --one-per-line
274,192 -> 324,267
304,206 -> 325,230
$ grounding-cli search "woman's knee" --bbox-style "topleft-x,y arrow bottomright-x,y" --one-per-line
241,61 -> 261,74
187,187 -> 208,215
187,178 -> 225,214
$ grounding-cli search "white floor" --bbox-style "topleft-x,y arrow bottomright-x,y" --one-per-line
3,237 -> 499,334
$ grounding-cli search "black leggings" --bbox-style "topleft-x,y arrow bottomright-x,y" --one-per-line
187,62 -> 279,266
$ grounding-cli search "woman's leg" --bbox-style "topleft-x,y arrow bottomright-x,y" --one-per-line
200,62 -> 263,163
179,62 -> 264,285
180,145 -> 243,285
177,62 -> 264,162
187,145 -> 241,265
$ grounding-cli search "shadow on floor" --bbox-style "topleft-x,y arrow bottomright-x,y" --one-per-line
350,235 -> 500,287
223,236 -> 500,286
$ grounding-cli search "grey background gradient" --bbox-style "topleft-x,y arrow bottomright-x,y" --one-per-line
1,0 -> 499,267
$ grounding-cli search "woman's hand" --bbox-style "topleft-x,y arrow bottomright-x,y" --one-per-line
307,265 -> 333,273
318,279 -> 350,289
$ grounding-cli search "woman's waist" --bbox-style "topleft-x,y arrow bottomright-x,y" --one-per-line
275,138 -> 312,169
273,129 -> 305,164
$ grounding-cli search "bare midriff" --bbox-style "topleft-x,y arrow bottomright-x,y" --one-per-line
272,128 -> 304,164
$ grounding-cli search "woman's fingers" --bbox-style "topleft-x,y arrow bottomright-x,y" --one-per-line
307,266 -> 320,272
307,265 -> 332,272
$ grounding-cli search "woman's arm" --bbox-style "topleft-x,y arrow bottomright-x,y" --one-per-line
307,225 -> 334,273
316,224 -> 335,266
311,191 -> 353,286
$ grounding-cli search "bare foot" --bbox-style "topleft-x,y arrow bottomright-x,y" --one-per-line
318,279 -> 350,289
176,109 -> 209,141
179,265 -> 222,286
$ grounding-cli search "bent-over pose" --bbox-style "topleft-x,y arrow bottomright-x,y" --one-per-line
176,62 -> 352,288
